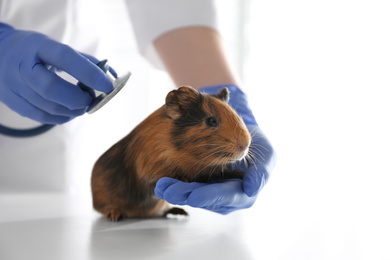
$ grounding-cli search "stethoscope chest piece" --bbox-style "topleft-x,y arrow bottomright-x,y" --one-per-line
78,59 -> 131,114
0,59 -> 130,137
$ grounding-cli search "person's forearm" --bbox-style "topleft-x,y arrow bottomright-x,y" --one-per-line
153,26 -> 240,89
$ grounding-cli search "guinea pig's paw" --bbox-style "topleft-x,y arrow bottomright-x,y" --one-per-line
105,209 -> 122,221
163,207 -> 189,219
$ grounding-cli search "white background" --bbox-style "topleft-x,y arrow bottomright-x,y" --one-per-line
242,1 -> 390,259
76,1 -> 390,259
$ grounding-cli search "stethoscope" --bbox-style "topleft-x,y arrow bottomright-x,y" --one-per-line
0,59 -> 131,137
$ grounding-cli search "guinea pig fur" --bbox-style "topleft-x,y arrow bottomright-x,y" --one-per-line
91,86 -> 251,220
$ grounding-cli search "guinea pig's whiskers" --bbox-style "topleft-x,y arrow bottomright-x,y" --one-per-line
193,157 -> 220,181
250,141 -> 268,149
242,157 -> 250,169
250,129 -> 267,142
180,148 -> 225,181
246,128 -> 269,163
192,146 -> 232,181
248,147 -> 265,162
250,144 -> 266,158
227,159 -> 239,171
250,141 -> 269,152
248,151 -> 257,164
208,159 -> 225,181
203,155 -> 227,182
249,126 -> 258,136
245,151 -> 258,171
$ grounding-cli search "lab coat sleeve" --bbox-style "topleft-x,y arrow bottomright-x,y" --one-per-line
125,0 -> 218,69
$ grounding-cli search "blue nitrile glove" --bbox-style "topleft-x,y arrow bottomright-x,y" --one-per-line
81,53 -> 118,79
0,23 -> 113,124
154,84 -> 276,214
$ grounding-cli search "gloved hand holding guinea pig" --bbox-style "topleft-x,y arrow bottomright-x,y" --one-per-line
91,85 -> 275,220
155,85 -> 276,215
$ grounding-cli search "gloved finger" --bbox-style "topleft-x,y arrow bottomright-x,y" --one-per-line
37,40 -> 113,92
154,177 -> 178,198
204,206 -> 237,215
17,85 -> 86,117
242,166 -> 269,197
187,180 -> 254,208
4,93 -> 71,124
154,177 -> 207,205
242,125 -> 275,197
81,53 -> 118,78
22,63 -> 93,109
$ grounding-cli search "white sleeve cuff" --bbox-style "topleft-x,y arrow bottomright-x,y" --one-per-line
125,0 -> 218,69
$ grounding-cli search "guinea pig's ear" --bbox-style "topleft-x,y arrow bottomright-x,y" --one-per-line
165,86 -> 200,120
214,87 -> 230,103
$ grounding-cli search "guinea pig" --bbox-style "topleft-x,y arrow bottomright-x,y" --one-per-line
91,86 -> 251,220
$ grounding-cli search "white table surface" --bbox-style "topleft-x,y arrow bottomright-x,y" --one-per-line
1,190 -> 389,260
0,192 -> 263,260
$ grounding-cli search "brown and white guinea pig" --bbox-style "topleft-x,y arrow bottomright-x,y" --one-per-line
91,86 -> 251,220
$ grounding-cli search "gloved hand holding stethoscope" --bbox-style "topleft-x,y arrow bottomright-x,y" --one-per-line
0,22 -> 130,136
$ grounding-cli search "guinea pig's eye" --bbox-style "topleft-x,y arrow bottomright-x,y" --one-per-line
206,117 -> 218,127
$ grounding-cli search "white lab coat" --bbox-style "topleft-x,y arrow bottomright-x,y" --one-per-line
0,0 -> 217,192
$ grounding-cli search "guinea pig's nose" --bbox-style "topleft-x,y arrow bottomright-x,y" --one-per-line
236,141 -> 250,160
237,143 -> 247,152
